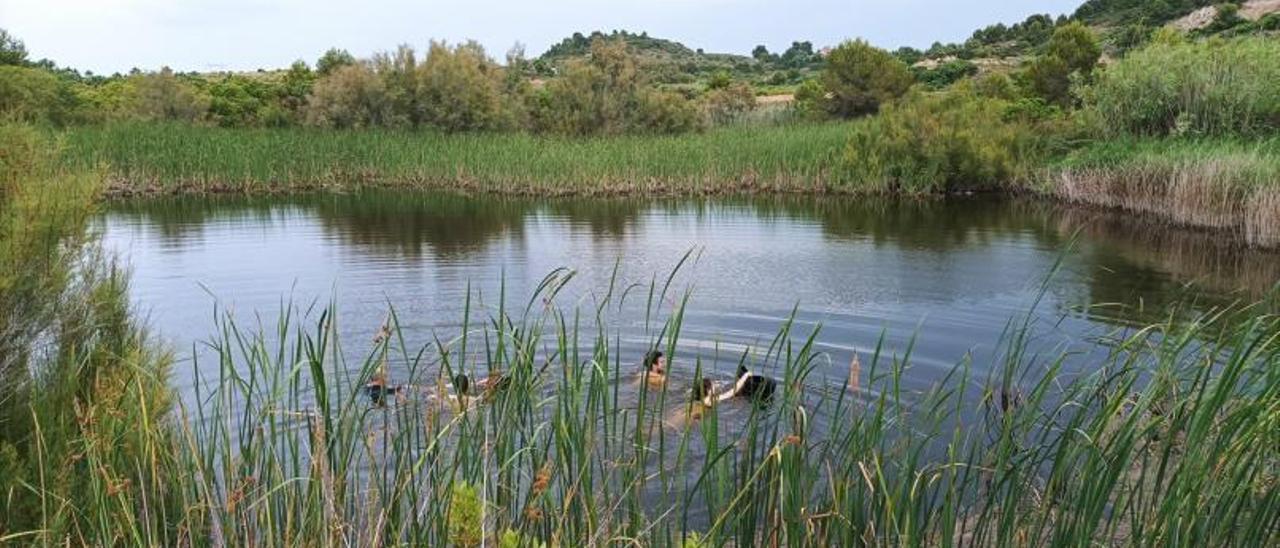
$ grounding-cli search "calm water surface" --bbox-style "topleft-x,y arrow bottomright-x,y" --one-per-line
101,192 -> 1278,400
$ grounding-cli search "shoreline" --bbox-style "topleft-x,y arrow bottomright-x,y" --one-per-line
98,172 -> 1277,250
65,123 -> 1278,248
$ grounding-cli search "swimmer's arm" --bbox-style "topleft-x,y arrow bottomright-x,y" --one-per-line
732,373 -> 750,395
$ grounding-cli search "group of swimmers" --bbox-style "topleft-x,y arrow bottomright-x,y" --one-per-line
643,350 -> 778,406
365,347 -> 778,411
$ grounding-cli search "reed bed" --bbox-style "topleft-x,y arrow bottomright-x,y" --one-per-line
1053,138 -> 1280,247
10,262 -> 1278,546
57,122 -> 852,197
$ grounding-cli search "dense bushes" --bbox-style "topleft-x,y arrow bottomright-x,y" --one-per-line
1,27 -> 715,136
530,39 -> 702,135
838,89 -> 1067,193
1089,37 -> 1280,137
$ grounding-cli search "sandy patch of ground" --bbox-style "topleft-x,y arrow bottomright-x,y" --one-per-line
1242,0 -> 1280,19
755,94 -> 793,105
1171,0 -> 1280,30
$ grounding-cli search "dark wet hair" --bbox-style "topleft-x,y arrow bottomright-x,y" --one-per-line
452,373 -> 471,395
691,378 -> 713,401
644,350 -> 664,371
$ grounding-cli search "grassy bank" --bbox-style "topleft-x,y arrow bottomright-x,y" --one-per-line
60,122 -> 852,197
1052,138 -> 1280,247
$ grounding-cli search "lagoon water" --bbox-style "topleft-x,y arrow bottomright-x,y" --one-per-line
101,191 -> 1277,401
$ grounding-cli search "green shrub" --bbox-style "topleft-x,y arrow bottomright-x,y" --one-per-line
305,63 -> 393,129
912,60 -> 978,90
702,81 -> 756,125
838,89 -> 1064,193
633,88 -> 703,134
448,483 -> 484,547
972,72 -> 1017,100
1088,37 -> 1280,137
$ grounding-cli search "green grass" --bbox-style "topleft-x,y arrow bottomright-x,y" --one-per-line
59,122 -> 853,197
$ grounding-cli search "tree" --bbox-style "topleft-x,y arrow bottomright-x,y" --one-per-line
0,66 -> 60,121
316,48 -> 356,76
130,67 -> 208,122
416,41 -> 508,132
279,60 -> 315,120
1025,22 -> 1099,106
0,29 -> 27,66
811,39 -> 913,118
1024,55 -> 1072,106
372,45 -> 420,127
751,45 -> 771,61
1045,22 -> 1101,76
305,63 -> 390,128
893,47 -> 924,66
781,41 -> 815,68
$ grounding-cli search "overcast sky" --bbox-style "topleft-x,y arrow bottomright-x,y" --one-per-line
0,0 -> 1082,74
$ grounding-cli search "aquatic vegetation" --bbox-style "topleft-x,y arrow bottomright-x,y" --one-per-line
1053,137 -> 1280,247
5,257 -> 1275,545
58,121 -> 851,196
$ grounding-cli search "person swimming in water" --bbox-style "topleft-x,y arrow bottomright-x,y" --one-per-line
366,370 -> 405,406
643,350 -> 667,387
451,372 -> 512,401
730,364 -> 777,403
691,377 -> 739,406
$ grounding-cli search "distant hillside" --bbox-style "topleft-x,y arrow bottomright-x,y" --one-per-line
910,0 -> 1279,67
1071,0 -> 1220,25
532,29 -> 814,88
541,30 -> 711,61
